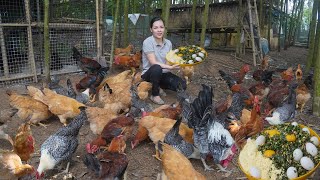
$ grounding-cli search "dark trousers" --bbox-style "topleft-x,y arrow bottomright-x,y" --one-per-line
141,64 -> 186,96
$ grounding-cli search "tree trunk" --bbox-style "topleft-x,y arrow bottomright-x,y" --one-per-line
259,0 -> 264,33
161,0 -> 167,19
306,0 -> 319,71
110,0 -> 120,66
284,0 -> 288,50
163,0 -> 171,38
313,1 -> 320,116
190,0 -> 197,44
268,0 -> 272,50
44,0 -> 50,83
288,0 -> 297,46
123,0 -> 129,46
236,0 -> 243,55
293,0 -> 304,45
200,0 -> 209,47
278,0 -> 283,52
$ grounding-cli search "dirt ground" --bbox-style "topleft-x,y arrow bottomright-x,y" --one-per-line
0,46 -> 319,180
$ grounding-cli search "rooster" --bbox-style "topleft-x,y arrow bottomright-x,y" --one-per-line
265,83 -> 298,125
36,106 -> 87,179
72,47 -> 102,75
186,84 -> 236,172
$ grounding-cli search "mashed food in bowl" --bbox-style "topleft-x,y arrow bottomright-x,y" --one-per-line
239,139 -> 283,180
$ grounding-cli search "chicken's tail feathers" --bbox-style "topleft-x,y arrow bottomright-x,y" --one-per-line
83,153 -> 100,176
171,117 -> 182,135
218,70 -> 236,88
26,86 -> 46,104
72,46 -> 82,61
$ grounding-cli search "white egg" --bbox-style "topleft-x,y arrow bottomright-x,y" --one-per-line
195,57 -> 202,62
300,157 -> 315,170
293,148 -> 303,161
306,142 -> 318,156
249,166 -> 261,178
302,127 -> 310,134
310,136 -> 320,146
255,135 -> 266,146
286,167 -> 298,179
192,54 -> 197,59
188,60 -> 194,64
291,122 -> 298,126
198,52 -> 205,58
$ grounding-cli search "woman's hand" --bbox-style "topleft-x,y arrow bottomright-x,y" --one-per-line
169,64 -> 180,70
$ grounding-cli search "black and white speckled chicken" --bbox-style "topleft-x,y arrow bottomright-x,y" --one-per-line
187,84 -> 236,172
129,84 -> 153,117
164,117 -> 200,159
36,106 -> 87,179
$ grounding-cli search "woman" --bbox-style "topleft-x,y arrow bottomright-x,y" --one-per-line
141,17 -> 186,105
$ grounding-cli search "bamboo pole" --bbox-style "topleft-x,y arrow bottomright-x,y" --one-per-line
100,0 -> 105,56
200,0 -> 209,48
247,0 -> 257,66
96,0 -> 101,61
278,0 -> 283,52
253,0 -> 262,60
0,14 -> 9,78
163,0 -> 171,38
44,0 -> 50,83
313,1 -> 320,116
25,0 -> 37,82
306,0 -> 319,71
123,0 -> 129,46
190,0 -> 197,44
110,0 -> 120,67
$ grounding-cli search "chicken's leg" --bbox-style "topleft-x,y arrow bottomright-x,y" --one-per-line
216,164 -> 231,173
300,103 -> 305,113
152,146 -> 162,161
201,157 -> 213,171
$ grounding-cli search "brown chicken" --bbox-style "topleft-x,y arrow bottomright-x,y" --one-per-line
229,96 -> 263,148
107,135 -> 127,154
27,86 -> 85,126
181,66 -> 194,85
114,44 -> 133,55
87,115 -> 134,153
131,116 -> 193,159
157,141 -> 206,180
0,150 -> 34,178
231,64 -> 250,84
295,66 -> 311,113
72,47 -> 102,75
86,106 -> 118,135
13,123 -> 34,162
7,90 -> 52,127
83,150 -> 128,180
97,70 -> 132,92
114,51 -> 142,74
230,84 -> 254,106
252,56 -> 269,81
137,81 -> 152,100
280,67 -> 294,81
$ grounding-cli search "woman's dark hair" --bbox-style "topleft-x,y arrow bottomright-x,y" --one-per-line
149,17 -> 164,28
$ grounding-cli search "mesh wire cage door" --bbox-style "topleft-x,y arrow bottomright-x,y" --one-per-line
0,0 -> 37,85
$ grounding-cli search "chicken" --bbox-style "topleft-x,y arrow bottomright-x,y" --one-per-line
107,135 -> 127,154
303,70 -> 313,90
0,150 -> 34,178
75,67 -> 109,100
83,150 -> 128,179
228,96 -> 263,148
295,64 -> 303,80
0,124 -> 14,145
36,106 -> 87,179
7,90 -> 52,127
114,51 -> 142,73
265,83 -> 298,125
131,116 -> 194,157
86,106 -> 118,135
97,70 -> 132,90
187,84 -> 236,172
164,117 -> 200,159
13,123 -> 34,162
219,64 -> 250,85
157,141 -> 206,180
280,67 -> 294,81
114,44 -> 133,55
27,86 -> 85,126
137,81 -> 152,100
252,56 -> 274,83
72,47 -> 102,74
181,66 -> 194,85
130,83 -> 154,116
87,115 -> 134,153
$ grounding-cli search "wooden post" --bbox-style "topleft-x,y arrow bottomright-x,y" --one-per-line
247,0 -> 257,66
100,0 -> 104,57
190,0 -> 197,44
163,0 -> 171,38
254,0 -> 262,60
200,0 -> 209,48
123,0 -> 129,46
306,0 -> 319,71
25,0 -> 37,82
278,0 -> 283,52
0,14 -> 9,78
96,0 -> 102,61
110,0 -> 120,67
44,0 -> 50,83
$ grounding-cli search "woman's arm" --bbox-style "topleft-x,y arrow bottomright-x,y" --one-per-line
146,53 -> 179,70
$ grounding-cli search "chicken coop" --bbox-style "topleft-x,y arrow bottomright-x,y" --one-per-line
0,0 -> 151,86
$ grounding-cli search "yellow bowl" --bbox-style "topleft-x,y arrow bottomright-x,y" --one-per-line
165,47 -> 207,67
238,124 -> 320,180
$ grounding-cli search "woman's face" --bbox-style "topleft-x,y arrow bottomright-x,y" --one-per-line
150,20 -> 165,40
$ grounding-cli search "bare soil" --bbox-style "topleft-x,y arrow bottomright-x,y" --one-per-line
0,46 -> 319,180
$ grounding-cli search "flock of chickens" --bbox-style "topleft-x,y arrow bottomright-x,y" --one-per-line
0,45 -> 314,180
